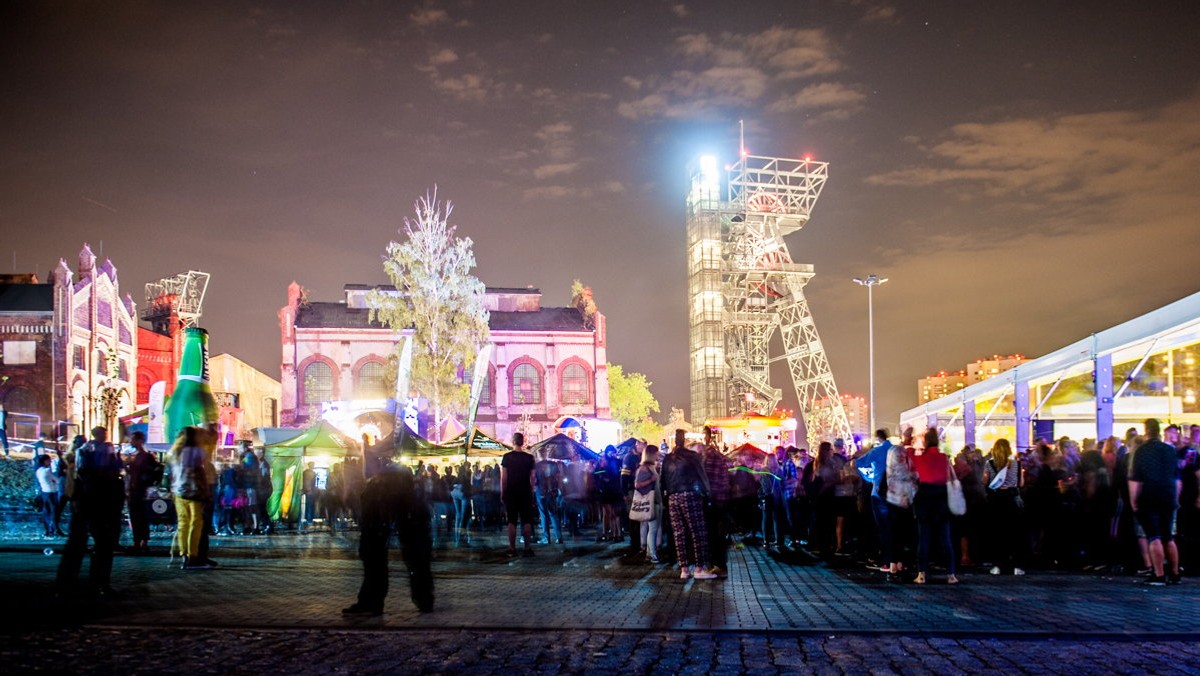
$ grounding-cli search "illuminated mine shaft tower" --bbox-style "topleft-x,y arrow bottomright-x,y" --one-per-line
687,153 -> 853,447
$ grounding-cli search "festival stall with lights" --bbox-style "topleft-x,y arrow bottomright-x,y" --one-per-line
260,420 -> 361,523
364,422 -> 472,470
704,411 -> 799,450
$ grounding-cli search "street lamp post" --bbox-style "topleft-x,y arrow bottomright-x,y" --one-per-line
853,274 -> 888,435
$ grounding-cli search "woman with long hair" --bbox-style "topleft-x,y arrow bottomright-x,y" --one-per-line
811,441 -> 838,555
884,427 -> 919,579
984,438 -> 1025,575
911,428 -> 957,584
634,445 -> 663,563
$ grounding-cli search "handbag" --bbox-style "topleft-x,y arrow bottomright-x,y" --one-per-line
946,456 -> 967,516
629,489 -> 655,522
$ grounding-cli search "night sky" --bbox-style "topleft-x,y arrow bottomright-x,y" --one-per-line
3,1 -> 1200,429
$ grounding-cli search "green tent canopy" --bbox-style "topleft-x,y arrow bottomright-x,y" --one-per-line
262,421 -> 361,522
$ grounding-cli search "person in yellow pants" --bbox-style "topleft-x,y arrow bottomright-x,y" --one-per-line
171,426 -> 214,570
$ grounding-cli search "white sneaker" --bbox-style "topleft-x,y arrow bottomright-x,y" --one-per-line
1013,568 -> 1025,576
680,566 -> 692,580
990,566 -> 1001,575
693,567 -> 719,580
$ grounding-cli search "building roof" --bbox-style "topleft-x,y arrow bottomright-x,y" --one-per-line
294,302 -> 588,332
0,284 -> 53,312
343,283 -> 541,295
490,307 -> 587,331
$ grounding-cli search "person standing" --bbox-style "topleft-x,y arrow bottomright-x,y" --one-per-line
854,429 -> 895,573
621,441 -> 644,552
254,446 -> 274,534
635,445 -> 663,563
500,432 -> 537,556
661,429 -> 716,580
700,429 -> 732,574
125,431 -> 161,553
534,449 -> 563,545
35,454 -> 59,537
342,463 -> 433,617
1130,418 -> 1182,585
50,445 -> 72,536
239,445 -> 261,534
984,438 -> 1025,576
911,428 -> 957,585
302,462 -> 319,524
171,427 -> 211,570
57,426 -> 125,596
0,403 -> 9,456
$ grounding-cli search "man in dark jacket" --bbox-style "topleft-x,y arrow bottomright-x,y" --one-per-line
57,426 -> 125,596
343,464 -> 433,617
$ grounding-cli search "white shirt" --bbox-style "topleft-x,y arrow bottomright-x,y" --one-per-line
36,466 -> 59,493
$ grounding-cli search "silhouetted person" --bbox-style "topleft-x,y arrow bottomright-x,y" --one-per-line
342,464 -> 433,617
126,431 -> 162,552
57,426 -> 125,596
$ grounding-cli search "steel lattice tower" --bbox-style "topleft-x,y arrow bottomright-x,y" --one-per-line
686,153 -> 853,447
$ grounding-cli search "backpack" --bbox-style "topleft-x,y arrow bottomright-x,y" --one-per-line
175,447 -> 209,501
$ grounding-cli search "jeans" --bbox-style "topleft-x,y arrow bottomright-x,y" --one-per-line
871,495 -> 892,566
537,490 -> 561,542
452,490 -> 468,532
640,517 -> 661,558
40,491 -> 57,535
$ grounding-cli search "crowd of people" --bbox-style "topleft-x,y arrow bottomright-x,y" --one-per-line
404,418 -> 1197,588
31,415 -> 1196,602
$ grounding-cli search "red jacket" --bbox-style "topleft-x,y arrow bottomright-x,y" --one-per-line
910,446 -> 950,485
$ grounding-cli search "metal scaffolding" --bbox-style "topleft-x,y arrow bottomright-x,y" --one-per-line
686,153 -> 853,447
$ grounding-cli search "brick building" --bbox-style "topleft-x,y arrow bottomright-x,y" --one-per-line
0,245 -> 138,440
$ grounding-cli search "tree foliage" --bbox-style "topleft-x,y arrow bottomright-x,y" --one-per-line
368,190 -> 490,437
571,279 -> 598,328
607,363 -> 661,441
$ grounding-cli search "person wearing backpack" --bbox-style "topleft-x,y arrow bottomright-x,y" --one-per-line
171,426 -> 211,570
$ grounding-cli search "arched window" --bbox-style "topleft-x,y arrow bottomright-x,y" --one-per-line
302,362 -> 334,406
511,363 -> 542,405
560,363 -> 590,405
95,350 -> 108,376
357,361 -> 388,399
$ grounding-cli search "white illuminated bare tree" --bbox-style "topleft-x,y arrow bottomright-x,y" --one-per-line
368,189 -> 490,440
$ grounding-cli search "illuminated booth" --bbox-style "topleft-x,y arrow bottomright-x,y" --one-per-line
902,290 -> 1200,451
358,425 -> 465,472
260,421 -> 361,523
704,411 -> 799,450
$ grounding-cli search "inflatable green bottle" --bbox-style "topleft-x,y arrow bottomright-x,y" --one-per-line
164,327 -> 219,443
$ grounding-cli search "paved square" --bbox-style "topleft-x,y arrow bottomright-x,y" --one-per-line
1,530 -> 1197,673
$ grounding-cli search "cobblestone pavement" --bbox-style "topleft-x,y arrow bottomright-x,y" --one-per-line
3,627 -> 1199,675
2,529 -> 1198,673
